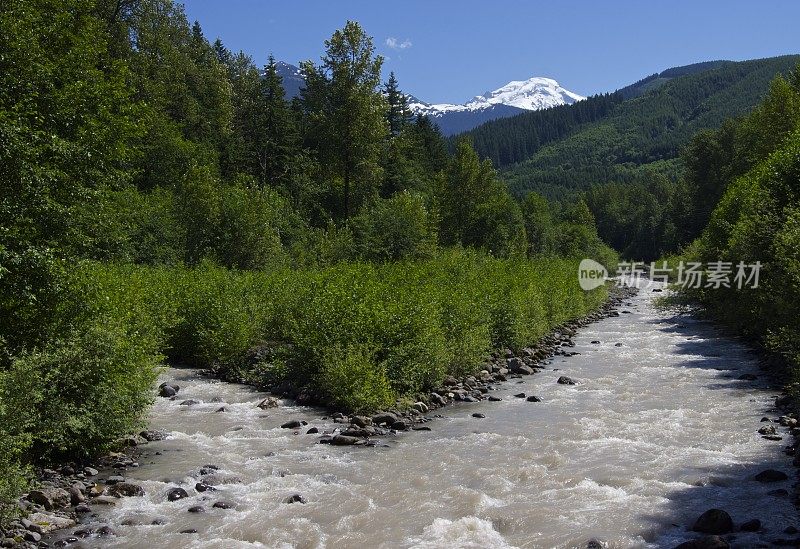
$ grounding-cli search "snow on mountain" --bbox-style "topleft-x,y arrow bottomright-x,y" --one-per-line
274,61 -> 305,99
408,77 -> 585,134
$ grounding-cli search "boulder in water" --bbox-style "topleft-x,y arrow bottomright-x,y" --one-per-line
330,435 -> 358,446
739,518 -> 761,531
691,508 -> 733,534
257,396 -> 280,409
758,424 -> 777,435
557,376 -> 577,385
283,494 -> 306,504
755,469 -> 788,482
212,501 -> 234,509
107,482 -> 144,498
372,412 -> 398,426
27,488 -> 70,511
158,382 -> 179,397
166,487 -> 189,501
195,482 -> 215,492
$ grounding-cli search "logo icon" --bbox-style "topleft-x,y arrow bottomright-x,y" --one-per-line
578,259 -> 608,291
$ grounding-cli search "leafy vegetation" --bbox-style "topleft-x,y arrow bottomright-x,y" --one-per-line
675,67 -> 800,373
63,253 -> 608,413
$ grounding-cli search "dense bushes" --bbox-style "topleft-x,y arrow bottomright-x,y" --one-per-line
0,0 -> 618,520
60,252 -> 607,414
675,68 -> 800,377
0,320 -> 160,461
351,191 -> 438,261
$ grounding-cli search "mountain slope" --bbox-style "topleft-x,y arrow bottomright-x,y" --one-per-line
275,61 -> 305,98
456,55 -> 800,200
410,77 -> 584,135
617,60 -> 728,99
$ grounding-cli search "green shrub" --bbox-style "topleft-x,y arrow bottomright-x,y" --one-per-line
168,263 -> 270,367
351,191 -> 438,261
0,419 -> 30,525
218,183 -> 290,270
0,318 -> 160,461
320,346 -> 395,413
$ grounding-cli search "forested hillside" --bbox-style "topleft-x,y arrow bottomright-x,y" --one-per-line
0,0 -> 615,516
460,56 -> 800,261
459,55 -> 800,200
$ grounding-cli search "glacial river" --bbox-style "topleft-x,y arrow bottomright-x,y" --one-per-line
55,283 -> 798,548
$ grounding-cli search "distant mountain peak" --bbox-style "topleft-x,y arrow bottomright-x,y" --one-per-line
410,77 -> 583,114
408,76 -> 584,135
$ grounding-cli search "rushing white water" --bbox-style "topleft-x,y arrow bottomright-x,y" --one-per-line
55,284 -> 798,548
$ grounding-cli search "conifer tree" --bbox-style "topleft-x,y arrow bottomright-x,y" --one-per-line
384,71 -> 410,137
300,21 -> 388,219
257,55 -> 299,189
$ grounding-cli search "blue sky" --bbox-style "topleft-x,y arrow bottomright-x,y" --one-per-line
183,0 -> 800,103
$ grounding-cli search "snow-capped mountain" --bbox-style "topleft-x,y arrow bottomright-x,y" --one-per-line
409,77 -> 585,135
274,61 -> 305,99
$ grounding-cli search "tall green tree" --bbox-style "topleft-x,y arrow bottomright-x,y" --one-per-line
257,56 -> 300,189
522,192 -> 555,255
300,21 -> 388,219
384,71 -> 411,137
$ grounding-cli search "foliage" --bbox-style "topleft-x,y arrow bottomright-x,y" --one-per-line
300,21 -> 388,219
439,140 -> 527,257
351,192 -> 438,261
0,0 -> 617,509
0,318 -> 160,461
674,65 -> 800,376
320,346 -> 396,413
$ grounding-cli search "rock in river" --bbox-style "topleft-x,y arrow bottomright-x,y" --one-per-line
330,435 -> 359,446
754,469 -> 788,482
739,518 -> 761,532
166,487 -> 189,501
257,396 -> 280,409
107,482 -> 145,498
372,412 -> 399,426
691,508 -> 733,534
283,494 -> 306,504
158,382 -> 179,398
212,501 -> 234,509
758,424 -> 777,436
557,376 -> 577,385
673,535 -> 730,549
27,488 -> 70,511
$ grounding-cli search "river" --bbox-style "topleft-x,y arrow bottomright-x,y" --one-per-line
52,282 -> 798,548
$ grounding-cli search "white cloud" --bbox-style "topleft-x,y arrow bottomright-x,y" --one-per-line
385,37 -> 412,50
